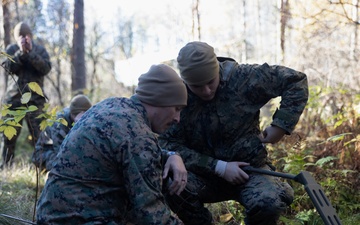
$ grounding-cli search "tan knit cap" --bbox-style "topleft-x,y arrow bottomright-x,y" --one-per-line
70,95 -> 92,115
135,64 -> 187,107
13,22 -> 32,40
177,41 -> 219,86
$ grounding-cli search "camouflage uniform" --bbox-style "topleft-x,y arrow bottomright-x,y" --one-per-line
32,107 -> 73,172
36,96 -> 183,225
159,59 -> 309,225
1,41 -> 51,166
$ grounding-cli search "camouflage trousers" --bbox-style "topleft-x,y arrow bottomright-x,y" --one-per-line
164,165 -> 294,225
1,101 -> 44,167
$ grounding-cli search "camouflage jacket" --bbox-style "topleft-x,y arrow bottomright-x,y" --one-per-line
32,107 -> 73,171
159,59 -> 308,176
36,96 -> 182,225
2,41 -> 51,104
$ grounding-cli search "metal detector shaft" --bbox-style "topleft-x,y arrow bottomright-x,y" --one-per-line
242,166 -> 343,225
242,166 -> 296,180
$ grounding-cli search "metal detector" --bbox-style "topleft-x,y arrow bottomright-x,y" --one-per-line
242,166 -> 343,225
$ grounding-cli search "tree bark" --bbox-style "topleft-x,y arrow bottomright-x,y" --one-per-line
71,0 -> 86,94
279,0 -> 290,64
350,0 -> 359,60
192,0 -> 201,40
2,0 -> 11,97
241,0 -> 247,62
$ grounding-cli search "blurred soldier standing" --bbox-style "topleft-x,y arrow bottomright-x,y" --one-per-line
1,21 -> 52,168
36,64 -> 188,224
32,94 -> 92,172
159,41 -> 309,225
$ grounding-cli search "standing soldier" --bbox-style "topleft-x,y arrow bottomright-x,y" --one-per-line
1,21 -> 52,169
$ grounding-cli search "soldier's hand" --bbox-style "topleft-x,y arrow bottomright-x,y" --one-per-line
163,154 -> 187,195
223,161 -> 250,185
258,125 -> 286,144
17,35 -> 32,53
17,36 -> 25,51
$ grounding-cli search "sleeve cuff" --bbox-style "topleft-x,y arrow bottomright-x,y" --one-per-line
215,160 -> 227,177
167,151 -> 181,157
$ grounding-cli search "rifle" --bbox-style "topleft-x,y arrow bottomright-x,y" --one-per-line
242,166 -> 342,225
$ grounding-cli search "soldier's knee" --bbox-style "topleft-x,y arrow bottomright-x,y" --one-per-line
280,181 -> 294,205
245,201 -> 283,225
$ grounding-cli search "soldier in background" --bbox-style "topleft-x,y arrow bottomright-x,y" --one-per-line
36,64 -> 188,224
159,41 -> 309,225
32,94 -> 92,172
1,21 -> 52,169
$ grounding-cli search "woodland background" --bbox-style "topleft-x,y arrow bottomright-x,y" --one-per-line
0,0 -> 359,224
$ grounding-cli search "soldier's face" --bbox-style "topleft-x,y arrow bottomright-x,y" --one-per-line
151,106 -> 184,134
187,75 -> 220,101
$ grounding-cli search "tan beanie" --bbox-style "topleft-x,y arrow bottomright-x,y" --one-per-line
135,64 -> 187,107
70,95 -> 92,116
177,41 -> 219,86
13,22 -> 32,40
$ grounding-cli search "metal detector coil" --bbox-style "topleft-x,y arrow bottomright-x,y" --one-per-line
242,166 -> 342,225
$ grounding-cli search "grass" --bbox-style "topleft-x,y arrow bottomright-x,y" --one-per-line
0,126 -> 46,225
0,164 -> 45,224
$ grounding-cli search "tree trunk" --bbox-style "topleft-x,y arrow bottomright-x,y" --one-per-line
241,0 -> 247,62
192,0 -> 201,40
350,0 -> 359,60
71,0 -> 86,94
2,0 -> 11,97
279,0 -> 290,64
254,0 -> 262,59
